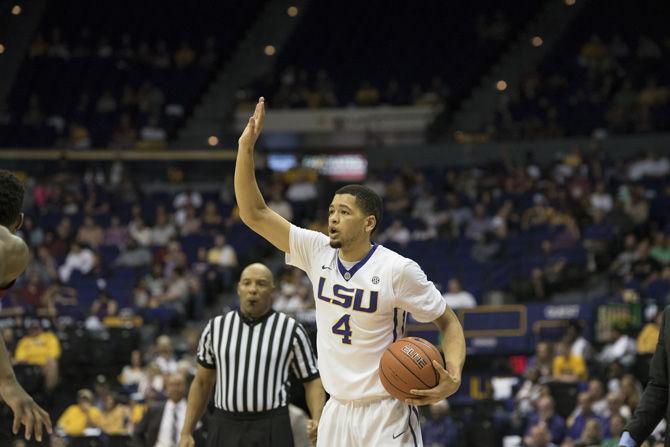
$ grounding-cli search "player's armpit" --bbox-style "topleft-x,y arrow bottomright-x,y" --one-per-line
0,228 -> 30,286
239,207 -> 291,253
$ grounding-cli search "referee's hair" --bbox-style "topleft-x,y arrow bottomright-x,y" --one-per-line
0,170 -> 24,228
335,184 -> 383,235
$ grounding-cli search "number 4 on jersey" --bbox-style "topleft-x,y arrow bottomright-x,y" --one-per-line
332,314 -> 352,344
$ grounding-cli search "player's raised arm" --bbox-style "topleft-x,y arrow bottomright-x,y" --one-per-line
234,97 -> 291,253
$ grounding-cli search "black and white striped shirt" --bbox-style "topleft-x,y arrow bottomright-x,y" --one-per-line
197,309 -> 319,412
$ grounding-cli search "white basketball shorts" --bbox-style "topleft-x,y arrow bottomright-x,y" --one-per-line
317,396 -> 422,447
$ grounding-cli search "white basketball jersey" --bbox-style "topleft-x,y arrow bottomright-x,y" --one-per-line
286,225 -> 446,401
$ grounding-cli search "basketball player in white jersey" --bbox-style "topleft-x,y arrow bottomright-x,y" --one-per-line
234,98 -> 465,447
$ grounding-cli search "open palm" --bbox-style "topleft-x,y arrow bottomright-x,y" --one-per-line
238,97 -> 266,149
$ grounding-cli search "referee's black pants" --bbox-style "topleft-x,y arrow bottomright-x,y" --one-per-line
207,406 -> 294,447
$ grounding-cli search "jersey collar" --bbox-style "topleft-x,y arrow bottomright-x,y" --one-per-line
337,244 -> 378,282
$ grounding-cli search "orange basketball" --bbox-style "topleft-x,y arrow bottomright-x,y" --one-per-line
379,337 -> 445,401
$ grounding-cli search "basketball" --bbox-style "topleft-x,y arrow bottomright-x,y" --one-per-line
379,337 -> 445,401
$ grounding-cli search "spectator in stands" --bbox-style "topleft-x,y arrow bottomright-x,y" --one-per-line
138,362 -> 165,400
604,391 -> 631,420
14,319 -> 61,391
133,373 -> 188,447
111,113 -> 138,149
57,389 -> 101,436
465,204 -> 492,241
120,354 -> 147,392
610,234 -> 638,280
563,321 -> 593,361
630,240 -> 661,283
597,324 -> 636,368
145,262 -> 167,299
589,182 -> 613,215
174,188 -> 203,219
129,217 -> 152,247
572,418 -> 604,447
566,392 -> 608,441
354,80 -> 380,106
77,216 -> 104,248
20,215 -> 44,247
268,186 -> 294,221
637,310 -> 663,354
153,335 -> 178,374
421,400 -> 460,447
58,242 -> 96,282
619,374 -> 641,412
623,187 -> 649,227
150,208 -> 176,246
515,367 -> 543,418
114,238 -> 152,268
177,206 -> 202,237
206,234 -> 237,290
156,267 -> 190,312
377,219 -> 411,246
68,121 -> 92,149
524,422 -> 558,447
89,290 -> 119,321
601,414 -> 627,447
586,379 -> 608,417
17,272 -> 46,310
120,350 -> 147,391
441,278 -> 477,309
526,395 -> 566,444
139,116 -> 167,149
650,232 -> 670,266
96,392 -> 130,436
104,215 -> 129,247
163,240 -> 188,277
552,341 -> 587,383
201,201 -> 223,230
527,341 -> 554,379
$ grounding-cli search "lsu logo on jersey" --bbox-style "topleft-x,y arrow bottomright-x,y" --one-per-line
316,277 -> 378,313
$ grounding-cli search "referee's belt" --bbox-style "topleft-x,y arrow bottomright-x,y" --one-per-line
212,406 -> 288,420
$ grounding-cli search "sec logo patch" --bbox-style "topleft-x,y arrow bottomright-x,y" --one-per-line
372,276 -> 380,285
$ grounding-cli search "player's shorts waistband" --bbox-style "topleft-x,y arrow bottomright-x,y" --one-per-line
329,395 -> 394,407
212,405 -> 288,420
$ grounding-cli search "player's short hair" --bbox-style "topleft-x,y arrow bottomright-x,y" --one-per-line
334,184 -> 383,235
0,170 -> 25,228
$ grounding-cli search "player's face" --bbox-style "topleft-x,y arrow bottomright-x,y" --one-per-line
237,264 -> 275,318
328,194 -> 374,249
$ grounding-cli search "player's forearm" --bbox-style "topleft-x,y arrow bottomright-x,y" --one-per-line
0,337 -> 19,387
181,375 -> 214,435
304,377 -> 325,422
234,142 -> 268,221
438,308 -> 466,377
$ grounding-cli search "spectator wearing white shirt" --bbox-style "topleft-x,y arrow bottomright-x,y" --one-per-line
129,217 -> 152,246
377,219 -> 411,246
598,324 -> 636,367
590,182 -> 613,214
59,242 -> 96,282
173,188 -> 203,227
151,212 -> 176,247
153,335 -> 178,375
442,278 -> 477,309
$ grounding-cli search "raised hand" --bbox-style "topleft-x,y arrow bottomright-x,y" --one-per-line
238,97 -> 266,150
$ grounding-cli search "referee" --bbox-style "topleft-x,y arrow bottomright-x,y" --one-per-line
179,263 -> 325,447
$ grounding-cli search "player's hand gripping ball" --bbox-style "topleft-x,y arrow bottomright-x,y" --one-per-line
379,337 -> 445,401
